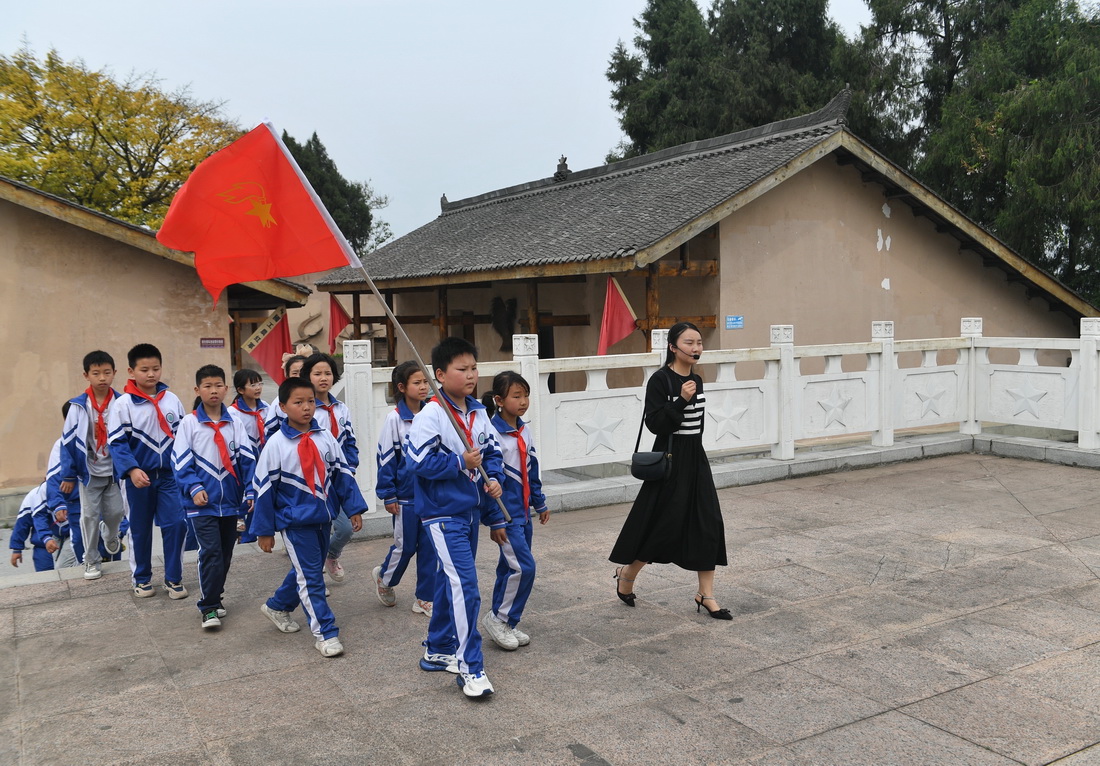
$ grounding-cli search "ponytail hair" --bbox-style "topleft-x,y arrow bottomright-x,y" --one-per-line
482,370 -> 531,418
391,360 -> 422,403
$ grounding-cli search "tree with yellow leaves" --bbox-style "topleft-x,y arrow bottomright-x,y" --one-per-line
0,46 -> 241,228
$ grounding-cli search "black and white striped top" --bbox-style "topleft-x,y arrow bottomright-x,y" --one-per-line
665,369 -> 705,437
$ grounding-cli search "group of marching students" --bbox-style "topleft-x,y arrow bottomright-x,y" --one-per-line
9,336 -> 547,699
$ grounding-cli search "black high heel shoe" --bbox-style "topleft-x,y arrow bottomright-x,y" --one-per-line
614,567 -> 636,607
694,593 -> 732,620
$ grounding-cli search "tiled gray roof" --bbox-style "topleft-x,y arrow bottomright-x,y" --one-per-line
320,92 -> 851,285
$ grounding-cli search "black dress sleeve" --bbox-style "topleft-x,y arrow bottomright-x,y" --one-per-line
643,368 -> 689,436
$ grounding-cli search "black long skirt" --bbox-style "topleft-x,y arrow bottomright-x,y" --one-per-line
609,434 -> 727,571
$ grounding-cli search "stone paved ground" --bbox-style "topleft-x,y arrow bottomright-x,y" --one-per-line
4,453 -> 1100,765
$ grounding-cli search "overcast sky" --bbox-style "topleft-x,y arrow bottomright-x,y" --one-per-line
4,1 -> 871,239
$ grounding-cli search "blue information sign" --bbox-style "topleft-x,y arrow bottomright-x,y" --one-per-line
726,315 -> 744,330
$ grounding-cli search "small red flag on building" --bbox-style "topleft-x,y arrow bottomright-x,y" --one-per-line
597,276 -> 638,355
329,295 -> 353,353
241,307 -> 292,383
156,122 -> 361,304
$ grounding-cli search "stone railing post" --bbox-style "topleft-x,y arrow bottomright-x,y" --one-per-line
771,325 -> 795,460
512,334 -> 541,450
1079,319 -> 1100,449
342,339 -> 376,506
871,321 -> 895,447
960,318 -> 983,435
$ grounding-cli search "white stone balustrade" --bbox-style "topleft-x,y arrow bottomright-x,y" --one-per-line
340,318 -> 1100,513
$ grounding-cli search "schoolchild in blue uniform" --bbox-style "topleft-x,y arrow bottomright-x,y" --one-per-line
174,365 -> 256,629
108,343 -> 189,600
31,481 -> 77,569
300,353 -> 358,585
9,483 -> 54,572
58,351 -> 126,581
229,369 -> 268,544
406,337 -> 506,699
479,371 -> 550,652
371,361 -> 437,617
253,377 -> 366,658
46,422 -> 83,565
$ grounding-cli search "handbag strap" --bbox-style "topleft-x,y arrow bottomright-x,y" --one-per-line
635,368 -> 672,452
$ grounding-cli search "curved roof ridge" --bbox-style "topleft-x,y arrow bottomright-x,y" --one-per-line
441,89 -> 851,216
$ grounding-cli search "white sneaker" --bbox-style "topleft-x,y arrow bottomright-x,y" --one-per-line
325,557 -> 345,583
511,625 -> 530,647
164,581 -> 188,600
419,648 -> 460,674
412,599 -> 433,618
260,603 -> 300,633
316,637 -> 344,657
201,610 -> 221,629
372,565 -> 396,607
82,561 -> 102,580
133,582 -> 155,598
457,671 -> 494,698
100,521 -> 121,556
481,613 -> 519,651
216,607 -> 227,618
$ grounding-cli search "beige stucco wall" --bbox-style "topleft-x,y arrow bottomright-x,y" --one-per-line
715,158 -> 1077,349
0,199 -> 232,489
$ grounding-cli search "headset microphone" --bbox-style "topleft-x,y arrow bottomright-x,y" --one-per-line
674,346 -> 702,361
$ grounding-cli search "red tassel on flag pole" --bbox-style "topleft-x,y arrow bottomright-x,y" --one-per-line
597,276 -> 638,355
241,307 -> 292,383
329,295 -> 353,353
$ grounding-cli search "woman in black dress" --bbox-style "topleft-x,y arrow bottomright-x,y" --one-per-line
609,322 -> 730,619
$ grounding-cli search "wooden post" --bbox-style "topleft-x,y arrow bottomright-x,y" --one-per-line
352,293 -> 362,340
645,264 -> 660,351
384,292 -> 396,366
527,281 -> 539,335
438,287 -> 449,341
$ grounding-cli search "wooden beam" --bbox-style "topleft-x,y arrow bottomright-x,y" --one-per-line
352,293 -> 362,340
645,265 -> 659,347
384,293 -> 396,365
638,261 -> 718,278
437,288 -> 448,341
636,316 -> 718,331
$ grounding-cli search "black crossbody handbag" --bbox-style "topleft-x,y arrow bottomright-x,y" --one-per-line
630,372 -> 673,482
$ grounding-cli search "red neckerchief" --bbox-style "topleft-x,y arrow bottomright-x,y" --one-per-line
85,387 -> 114,453
294,430 -> 326,496
124,380 -> 172,438
512,427 -> 530,517
316,398 -> 339,439
198,410 -> 238,482
232,398 -> 266,447
431,394 -> 476,447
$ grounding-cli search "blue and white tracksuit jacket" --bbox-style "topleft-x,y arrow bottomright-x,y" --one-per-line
375,400 -> 437,600
487,414 -> 548,628
230,396 -> 267,541
230,397 -> 270,453
12,483 -> 54,571
107,382 -> 187,586
59,389 -> 120,488
46,438 -> 84,561
406,393 -> 505,675
172,407 -> 256,517
173,406 -> 257,613
252,420 -> 368,640
312,394 -> 359,470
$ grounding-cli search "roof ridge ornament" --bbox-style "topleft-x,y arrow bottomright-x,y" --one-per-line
554,156 -> 571,183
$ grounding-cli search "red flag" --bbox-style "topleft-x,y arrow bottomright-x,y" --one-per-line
156,122 -> 362,304
242,307 -> 292,383
597,276 -> 638,355
329,295 -> 353,353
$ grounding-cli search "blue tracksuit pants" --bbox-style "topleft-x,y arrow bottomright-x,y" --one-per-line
122,470 -> 187,586
267,523 -> 338,641
491,520 -> 536,628
192,515 -> 238,613
424,516 -> 484,675
378,501 -> 438,601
